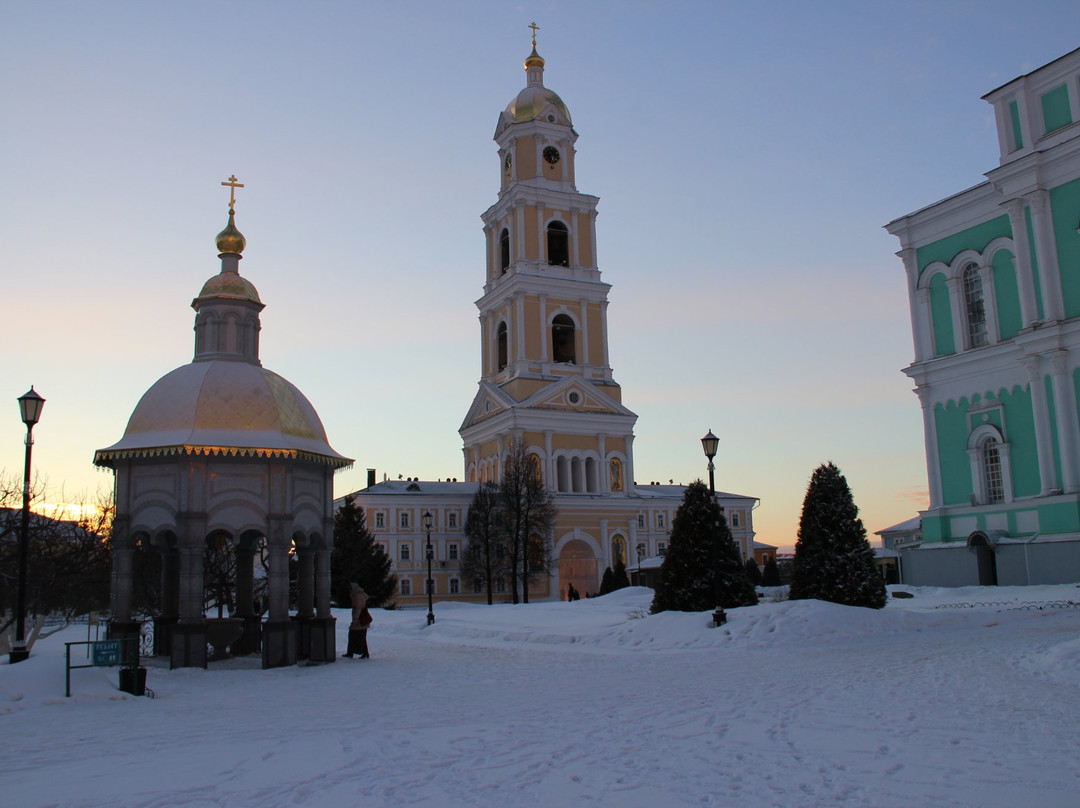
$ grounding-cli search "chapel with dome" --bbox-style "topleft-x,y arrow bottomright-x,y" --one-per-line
95,180 -> 352,669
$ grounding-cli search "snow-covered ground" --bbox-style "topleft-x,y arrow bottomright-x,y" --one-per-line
3,585 -> 1079,807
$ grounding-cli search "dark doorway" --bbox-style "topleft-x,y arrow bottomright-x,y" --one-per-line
969,532 -> 998,585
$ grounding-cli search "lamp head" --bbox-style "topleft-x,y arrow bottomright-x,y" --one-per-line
18,387 -> 45,429
422,511 -> 433,530
700,429 -> 719,461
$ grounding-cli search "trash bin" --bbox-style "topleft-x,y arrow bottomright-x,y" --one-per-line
119,666 -> 147,696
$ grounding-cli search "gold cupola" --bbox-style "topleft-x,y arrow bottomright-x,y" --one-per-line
215,210 -> 246,255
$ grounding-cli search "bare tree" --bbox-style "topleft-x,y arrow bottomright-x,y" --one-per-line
462,482 -> 507,605
500,440 -> 555,604
0,473 -> 112,634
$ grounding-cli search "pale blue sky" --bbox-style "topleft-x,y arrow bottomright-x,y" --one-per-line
3,1 -> 1079,549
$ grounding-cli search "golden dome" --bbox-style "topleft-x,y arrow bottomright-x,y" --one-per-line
195,272 -> 262,305
524,46 -> 545,69
215,211 -> 246,255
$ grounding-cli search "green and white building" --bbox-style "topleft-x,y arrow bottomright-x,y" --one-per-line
886,47 -> 1080,586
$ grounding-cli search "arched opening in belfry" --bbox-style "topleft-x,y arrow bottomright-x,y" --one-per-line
500,228 -> 511,272
546,220 -> 569,267
552,314 -> 575,364
497,321 -> 508,370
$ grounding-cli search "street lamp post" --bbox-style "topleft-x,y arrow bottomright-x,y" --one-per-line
11,387 -> 45,664
423,511 -> 435,626
700,429 -> 726,626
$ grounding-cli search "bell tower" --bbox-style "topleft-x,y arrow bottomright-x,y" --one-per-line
461,32 -> 637,495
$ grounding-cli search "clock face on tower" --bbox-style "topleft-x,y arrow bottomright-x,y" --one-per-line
543,146 -> 560,166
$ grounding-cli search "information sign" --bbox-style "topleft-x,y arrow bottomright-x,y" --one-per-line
91,640 -> 122,666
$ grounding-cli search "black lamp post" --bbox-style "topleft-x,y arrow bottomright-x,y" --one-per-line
701,430 -> 719,494
700,429 -> 727,626
423,511 -> 434,626
11,387 -> 45,664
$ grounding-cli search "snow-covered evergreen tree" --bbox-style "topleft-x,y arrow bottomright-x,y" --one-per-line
331,495 -> 397,608
598,566 -> 616,595
743,557 -> 762,586
651,480 -> 757,613
789,462 -> 886,609
761,556 -> 782,587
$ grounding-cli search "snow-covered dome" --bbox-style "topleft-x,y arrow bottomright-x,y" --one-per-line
94,360 -> 350,467
94,204 -> 350,470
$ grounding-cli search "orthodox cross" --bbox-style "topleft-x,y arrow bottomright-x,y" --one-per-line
221,174 -> 244,212
529,21 -> 539,48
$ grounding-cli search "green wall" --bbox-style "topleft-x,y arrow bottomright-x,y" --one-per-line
1009,100 -> 1024,149
935,399 -> 972,506
929,273 -> 955,355
916,215 -> 1012,274
1051,178 -> 1080,318
998,385 -> 1039,497
1041,84 -> 1073,133
992,249 -> 1022,339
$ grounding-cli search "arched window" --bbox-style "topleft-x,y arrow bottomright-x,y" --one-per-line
500,229 -> 510,273
963,263 -> 988,348
496,322 -> 508,370
552,314 -> 575,363
982,437 -> 1004,504
609,458 -> 623,491
547,221 -> 569,267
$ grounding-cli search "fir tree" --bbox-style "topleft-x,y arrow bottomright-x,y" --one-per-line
761,556 -> 782,587
598,566 -> 616,595
611,554 -> 629,591
744,557 -> 763,586
331,495 -> 397,608
651,480 -> 758,613
789,462 -> 886,609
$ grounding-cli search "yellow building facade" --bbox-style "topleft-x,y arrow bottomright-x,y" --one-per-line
346,43 -> 759,605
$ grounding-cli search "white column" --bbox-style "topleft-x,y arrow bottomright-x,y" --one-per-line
579,299 -> 590,367
914,386 -> 943,509
945,275 -> 966,351
570,206 -> 580,268
544,431 -> 554,491
537,202 -> 546,265
515,206 -> 525,265
1022,354 -> 1060,495
538,295 -> 549,362
598,434 -> 608,493
1048,350 -> 1080,492
1004,199 -> 1040,325
1028,190 -> 1065,321
898,248 -> 931,361
589,210 -> 598,268
600,300 -> 611,371
978,264 -> 1000,343
515,296 -> 526,362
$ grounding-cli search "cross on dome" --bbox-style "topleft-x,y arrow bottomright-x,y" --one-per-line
221,174 -> 244,213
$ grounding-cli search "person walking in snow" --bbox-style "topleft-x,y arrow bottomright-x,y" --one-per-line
343,583 -> 371,658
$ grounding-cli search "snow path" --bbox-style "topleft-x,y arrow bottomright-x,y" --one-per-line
2,587 -> 1079,807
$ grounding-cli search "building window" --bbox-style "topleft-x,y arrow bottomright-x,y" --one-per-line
982,437 -> 1005,504
547,221 -> 569,267
400,544 -> 411,561
400,511 -> 410,529
450,578 -> 460,594
637,514 -> 645,529
656,513 -> 665,529
495,577 -> 507,594
500,228 -> 510,272
657,542 -> 667,557
963,263 -> 988,348
552,314 -> 576,364
473,579 -> 484,594
497,321 -> 508,371
448,543 -> 459,561
400,579 -> 411,595
375,512 -> 385,529
731,511 -> 740,528
636,542 -> 647,561
448,513 -> 458,529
